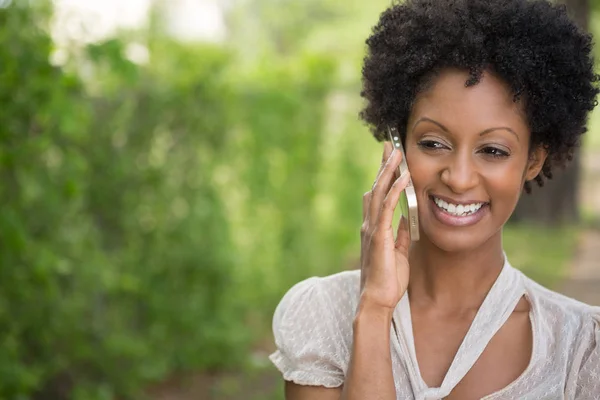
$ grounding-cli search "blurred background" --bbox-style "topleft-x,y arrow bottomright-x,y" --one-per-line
2,0 -> 600,399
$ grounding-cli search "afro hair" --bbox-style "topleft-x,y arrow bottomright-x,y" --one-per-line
359,0 -> 600,192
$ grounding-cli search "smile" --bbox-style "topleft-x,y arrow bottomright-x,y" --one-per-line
432,197 -> 485,217
429,195 -> 490,227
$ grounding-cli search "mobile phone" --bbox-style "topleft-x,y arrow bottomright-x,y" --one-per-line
388,127 -> 419,241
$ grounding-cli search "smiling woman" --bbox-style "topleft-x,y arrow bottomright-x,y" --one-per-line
405,69 -> 545,253
268,0 -> 600,399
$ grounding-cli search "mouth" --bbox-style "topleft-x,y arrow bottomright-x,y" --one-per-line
429,195 -> 490,226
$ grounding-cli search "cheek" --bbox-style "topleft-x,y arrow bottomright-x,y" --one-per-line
480,163 -> 528,214
485,159 -> 528,190
405,152 -> 434,190
489,173 -> 523,205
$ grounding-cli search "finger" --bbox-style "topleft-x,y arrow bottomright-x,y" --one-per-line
384,146 -> 401,183
395,215 -> 411,256
362,191 -> 370,221
377,170 -> 411,232
381,140 -> 393,164
372,141 -> 394,189
370,149 -> 403,223
360,191 -> 374,285
364,142 -> 393,221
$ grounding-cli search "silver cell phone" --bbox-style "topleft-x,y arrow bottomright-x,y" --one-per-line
388,127 -> 419,241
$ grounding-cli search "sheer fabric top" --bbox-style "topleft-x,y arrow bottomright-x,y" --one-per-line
269,259 -> 600,399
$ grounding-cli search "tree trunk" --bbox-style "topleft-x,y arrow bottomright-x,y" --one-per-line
510,0 -> 589,225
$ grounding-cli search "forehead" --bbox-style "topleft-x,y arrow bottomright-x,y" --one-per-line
408,69 -> 529,134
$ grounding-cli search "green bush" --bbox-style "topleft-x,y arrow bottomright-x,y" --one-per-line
0,1 -> 350,398
0,2 -> 244,397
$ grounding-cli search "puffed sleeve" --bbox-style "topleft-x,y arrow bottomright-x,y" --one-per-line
268,276 -> 352,388
571,310 -> 600,399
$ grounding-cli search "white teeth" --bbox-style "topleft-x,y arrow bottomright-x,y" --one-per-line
433,197 -> 484,216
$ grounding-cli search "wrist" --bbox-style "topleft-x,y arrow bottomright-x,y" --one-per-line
354,296 -> 395,326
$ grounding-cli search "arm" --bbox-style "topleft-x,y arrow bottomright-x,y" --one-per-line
283,300 -> 396,400
341,300 -> 396,399
279,143 -> 408,399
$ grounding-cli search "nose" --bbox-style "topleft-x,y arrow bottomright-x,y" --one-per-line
440,152 -> 480,194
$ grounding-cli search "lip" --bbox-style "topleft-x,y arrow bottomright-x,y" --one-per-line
430,194 -> 489,206
429,195 -> 489,227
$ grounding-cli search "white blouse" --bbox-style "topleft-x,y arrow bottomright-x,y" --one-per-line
269,258 -> 600,399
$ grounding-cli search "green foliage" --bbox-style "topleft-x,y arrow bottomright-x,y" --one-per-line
0,2 -> 246,398
0,3 -> 97,398
0,0 -> 355,398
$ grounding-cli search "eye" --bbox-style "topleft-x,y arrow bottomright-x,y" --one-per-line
417,140 -> 447,150
480,146 -> 509,158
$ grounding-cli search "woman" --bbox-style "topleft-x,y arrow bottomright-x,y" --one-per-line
269,0 -> 600,398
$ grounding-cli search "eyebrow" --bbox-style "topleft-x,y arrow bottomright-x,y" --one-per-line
411,117 -> 519,141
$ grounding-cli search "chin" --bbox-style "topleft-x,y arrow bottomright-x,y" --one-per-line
419,227 -> 493,254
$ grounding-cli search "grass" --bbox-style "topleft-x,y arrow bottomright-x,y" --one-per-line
503,223 -> 581,289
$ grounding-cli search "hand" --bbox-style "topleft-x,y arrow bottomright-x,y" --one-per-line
359,141 -> 411,311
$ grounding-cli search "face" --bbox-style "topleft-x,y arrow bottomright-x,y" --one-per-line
405,68 -> 546,253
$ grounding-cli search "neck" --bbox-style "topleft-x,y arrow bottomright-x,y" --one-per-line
407,231 -> 505,311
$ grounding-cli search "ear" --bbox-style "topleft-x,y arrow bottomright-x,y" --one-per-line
524,145 -> 548,181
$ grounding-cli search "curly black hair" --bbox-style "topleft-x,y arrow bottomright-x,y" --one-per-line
359,0 -> 600,192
